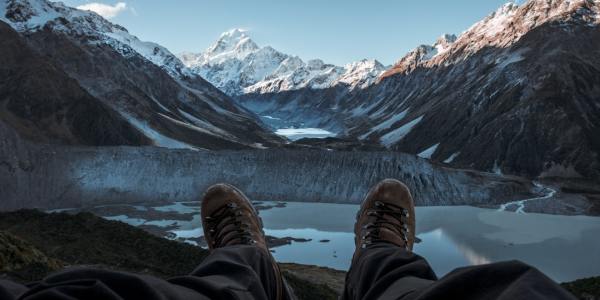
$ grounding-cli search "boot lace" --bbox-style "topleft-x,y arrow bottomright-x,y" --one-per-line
361,201 -> 410,249
205,202 -> 256,247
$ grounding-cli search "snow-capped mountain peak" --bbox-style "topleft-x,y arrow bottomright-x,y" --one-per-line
384,0 -> 600,78
218,28 -> 248,43
434,34 -> 458,54
443,0 -> 600,59
180,29 -> 388,95
337,59 -> 387,89
203,28 -> 259,63
0,0 -> 193,79
382,33 -> 457,76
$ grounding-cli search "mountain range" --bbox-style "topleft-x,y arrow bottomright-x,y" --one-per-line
0,0 -> 598,181
230,0 -> 600,179
0,0 -> 281,150
179,29 -> 387,96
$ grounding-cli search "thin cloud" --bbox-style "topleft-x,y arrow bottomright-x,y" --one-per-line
130,6 -> 138,17
77,2 -> 128,19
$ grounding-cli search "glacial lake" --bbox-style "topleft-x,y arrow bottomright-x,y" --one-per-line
99,201 -> 600,283
274,128 -> 336,141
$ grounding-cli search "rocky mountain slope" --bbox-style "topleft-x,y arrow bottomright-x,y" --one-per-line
179,29 -> 387,96
234,34 -> 459,132
351,0 -> 600,179
0,21 -> 150,146
0,0 -> 281,150
238,0 -> 600,179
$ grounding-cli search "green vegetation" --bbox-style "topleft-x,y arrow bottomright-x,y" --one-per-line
0,210 -> 207,278
562,277 -> 600,300
0,231 -> 62,281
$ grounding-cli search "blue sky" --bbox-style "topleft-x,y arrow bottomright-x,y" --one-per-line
61,0 -> 515,65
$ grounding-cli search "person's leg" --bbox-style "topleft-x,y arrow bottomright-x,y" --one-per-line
343,179 -> 435,300
343,179 -> 576,300
412,260 -> 577,300
169,245 -> 283,299
342,243 -> 437,300
347,251 -> 577,300
185,183 -> 293,300
0,279 -> 28,300
15,267 -> 210,300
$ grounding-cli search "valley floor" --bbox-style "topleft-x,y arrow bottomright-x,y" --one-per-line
0,210 -> 598,300
51,199 -> 600,284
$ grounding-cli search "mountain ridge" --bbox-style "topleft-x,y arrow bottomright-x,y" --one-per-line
352,0 -> 600,178
235,0 -> 600,179
179,28 -> 387,96
384,0 -> 600,78
0,0 -> 282,150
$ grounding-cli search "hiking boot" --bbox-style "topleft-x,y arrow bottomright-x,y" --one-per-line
201,183 -> 290,300
353,179 -> 416,260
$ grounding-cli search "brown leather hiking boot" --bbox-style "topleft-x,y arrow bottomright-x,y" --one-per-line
200,183 -> 290,300
353,179 -> 416,261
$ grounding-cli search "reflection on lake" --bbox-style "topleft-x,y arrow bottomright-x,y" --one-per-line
97,201 -> 600,283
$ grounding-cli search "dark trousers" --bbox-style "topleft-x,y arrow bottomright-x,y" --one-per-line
0,246 -> 279,300
0,244 -> 575,300
343,243 -> 576,300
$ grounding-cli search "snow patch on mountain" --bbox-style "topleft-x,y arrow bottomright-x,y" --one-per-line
118,111 -> 197,150
496,51 -> 526,69
179,29 -> 387,96
379,116 -> 424,147
177,109 -> 233,138
418,143 -> 440,159
360,109 -> 409,140
476,2 -> 520,38
444,152 -> 461,164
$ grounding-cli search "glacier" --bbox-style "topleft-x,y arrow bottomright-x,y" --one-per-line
0,121 -> 536,211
